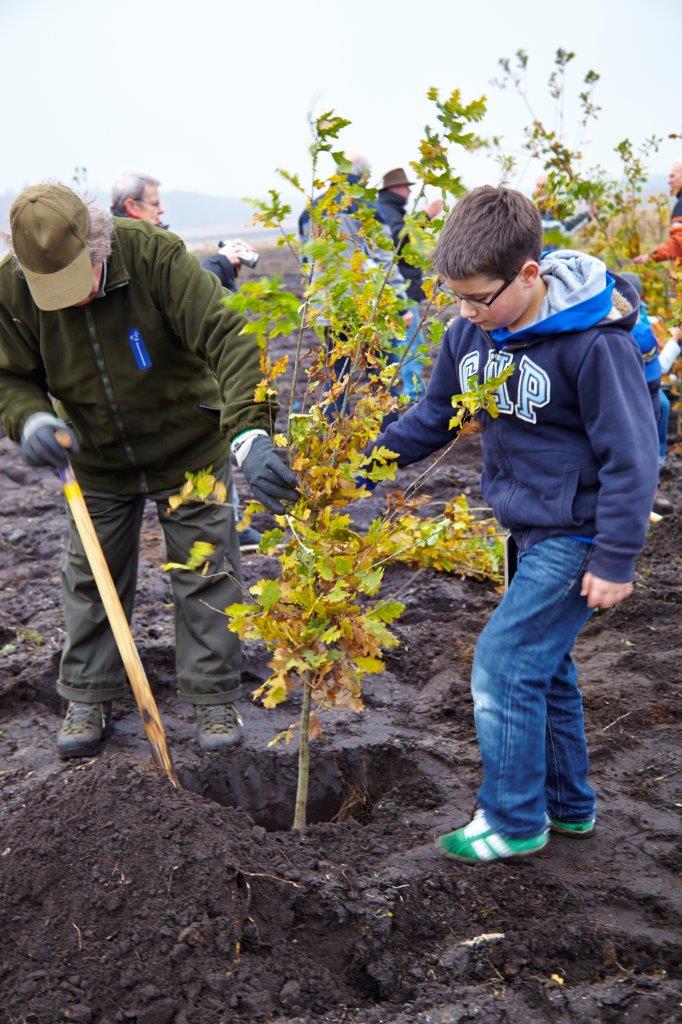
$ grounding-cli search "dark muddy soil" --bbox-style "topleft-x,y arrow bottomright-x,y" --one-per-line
0,247 -> 680,1023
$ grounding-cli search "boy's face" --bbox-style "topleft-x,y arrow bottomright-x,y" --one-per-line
443,261 -> 543,331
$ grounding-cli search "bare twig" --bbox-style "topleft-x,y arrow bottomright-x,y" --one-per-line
600,710 -> 635,733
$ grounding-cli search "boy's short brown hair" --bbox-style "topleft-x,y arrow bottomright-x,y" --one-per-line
434,185 -> 542,281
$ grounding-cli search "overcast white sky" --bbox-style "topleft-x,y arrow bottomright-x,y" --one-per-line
2,0 -> 681,200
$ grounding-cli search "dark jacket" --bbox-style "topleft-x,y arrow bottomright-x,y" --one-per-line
377,253 -> 659,583
202,253 -> 239,292
376,189 -> 424,302
0,219 -> 275,493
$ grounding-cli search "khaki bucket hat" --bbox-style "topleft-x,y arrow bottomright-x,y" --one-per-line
10,184 -> 93,311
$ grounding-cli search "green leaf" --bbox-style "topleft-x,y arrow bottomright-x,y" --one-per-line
259,528 -> 285,553
358,566 -> 384,596
250,579 -> 281,610
371,599 -> 405,624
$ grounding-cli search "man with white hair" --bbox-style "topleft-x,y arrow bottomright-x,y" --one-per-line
634,159 -> 682,264
0,184 -> 298,758
111,171 -> 166,227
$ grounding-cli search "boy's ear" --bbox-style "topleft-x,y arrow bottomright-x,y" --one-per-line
520,261 -> 541,286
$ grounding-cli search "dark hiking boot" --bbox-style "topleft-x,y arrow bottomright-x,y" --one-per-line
57,701 -> 112,759
652,493 -> 674,516
238,525 -> 264,554
195,702 -> 244,752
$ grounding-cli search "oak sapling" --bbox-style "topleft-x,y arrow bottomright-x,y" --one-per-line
169,90 -> 509,829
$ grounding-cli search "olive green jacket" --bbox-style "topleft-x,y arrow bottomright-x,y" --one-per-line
0,218 -> 275,493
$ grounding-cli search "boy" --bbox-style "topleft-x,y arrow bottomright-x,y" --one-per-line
374,186 -> 659,863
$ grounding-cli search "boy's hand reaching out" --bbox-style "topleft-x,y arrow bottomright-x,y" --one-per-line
581,572 -> 633,610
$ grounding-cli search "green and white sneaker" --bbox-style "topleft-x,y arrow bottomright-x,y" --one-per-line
436,809 -> 549,864
548,816 -> 595,838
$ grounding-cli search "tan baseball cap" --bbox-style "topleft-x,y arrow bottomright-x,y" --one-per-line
10,184 -> 93,311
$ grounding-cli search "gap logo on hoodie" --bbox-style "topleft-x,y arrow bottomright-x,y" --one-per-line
459,350 -> 550,424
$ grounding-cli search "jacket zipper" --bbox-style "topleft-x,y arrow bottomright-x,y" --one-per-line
83,306 -> 148,493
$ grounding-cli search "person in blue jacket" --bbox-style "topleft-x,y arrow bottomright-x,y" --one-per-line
372,186 -> 658,864
619,272 -> 670,465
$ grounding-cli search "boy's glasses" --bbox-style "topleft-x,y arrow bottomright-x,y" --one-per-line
438,270 -> 519,309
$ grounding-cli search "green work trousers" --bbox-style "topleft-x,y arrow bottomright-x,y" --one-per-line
56,461 -> 243,706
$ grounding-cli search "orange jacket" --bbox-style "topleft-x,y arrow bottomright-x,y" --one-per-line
651,217 -> 682,262
651,192 -> 682,262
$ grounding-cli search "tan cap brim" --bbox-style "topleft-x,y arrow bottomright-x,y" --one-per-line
22,244 -> 94,312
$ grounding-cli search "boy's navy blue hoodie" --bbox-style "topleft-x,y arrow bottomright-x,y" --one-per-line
377,250 -> 659,583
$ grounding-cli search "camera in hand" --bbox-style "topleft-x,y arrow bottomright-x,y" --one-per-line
218,239 -> 259,268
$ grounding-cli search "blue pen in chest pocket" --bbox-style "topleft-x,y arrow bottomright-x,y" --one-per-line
128,328 -> 152,371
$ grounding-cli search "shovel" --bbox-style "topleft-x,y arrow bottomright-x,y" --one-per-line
56,432 -> 178,787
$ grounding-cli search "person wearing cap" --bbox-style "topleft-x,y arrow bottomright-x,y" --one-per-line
110,171 -> 264,554
377,168 -> 443,401
298,151 -> 413,418
0,183 -> 298,758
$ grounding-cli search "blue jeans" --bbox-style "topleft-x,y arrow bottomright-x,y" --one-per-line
471,536 -> 596,838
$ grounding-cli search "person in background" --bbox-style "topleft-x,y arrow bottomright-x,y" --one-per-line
377,167 -> 444,401
202,239 -> 256,293
634,159 -> 682,265
618,273 -> 673,514
299,151 -> 413,418
111,172 -> 263,553
533,171 -> 592,249
201,238 -> 264,552
111,172 -> 166,227
0,184 -> 297,758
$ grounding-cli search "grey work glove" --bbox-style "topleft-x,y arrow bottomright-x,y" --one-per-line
20,412 -> 80,469
240,434 -> 299,515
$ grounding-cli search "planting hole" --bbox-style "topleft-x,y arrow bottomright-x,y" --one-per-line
179,743 -> 429,832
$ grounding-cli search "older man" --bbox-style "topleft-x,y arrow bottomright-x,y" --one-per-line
0,184 -> 297,758
111,171 -> 166,227
634,159 -> 682,264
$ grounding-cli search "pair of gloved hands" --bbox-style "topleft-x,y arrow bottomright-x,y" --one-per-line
19,415 -> 299,515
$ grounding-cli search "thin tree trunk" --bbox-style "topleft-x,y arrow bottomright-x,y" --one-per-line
293,678 -> 313,829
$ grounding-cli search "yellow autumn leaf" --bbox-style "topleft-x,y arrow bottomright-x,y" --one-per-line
212,481 -> 227,503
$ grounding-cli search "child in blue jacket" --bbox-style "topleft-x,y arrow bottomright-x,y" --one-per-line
619,271 -> 670,467
375,186 -> 659,864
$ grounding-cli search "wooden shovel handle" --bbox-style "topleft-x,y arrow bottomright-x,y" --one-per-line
59,456 -> 178,786
55,429 -> 73,449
